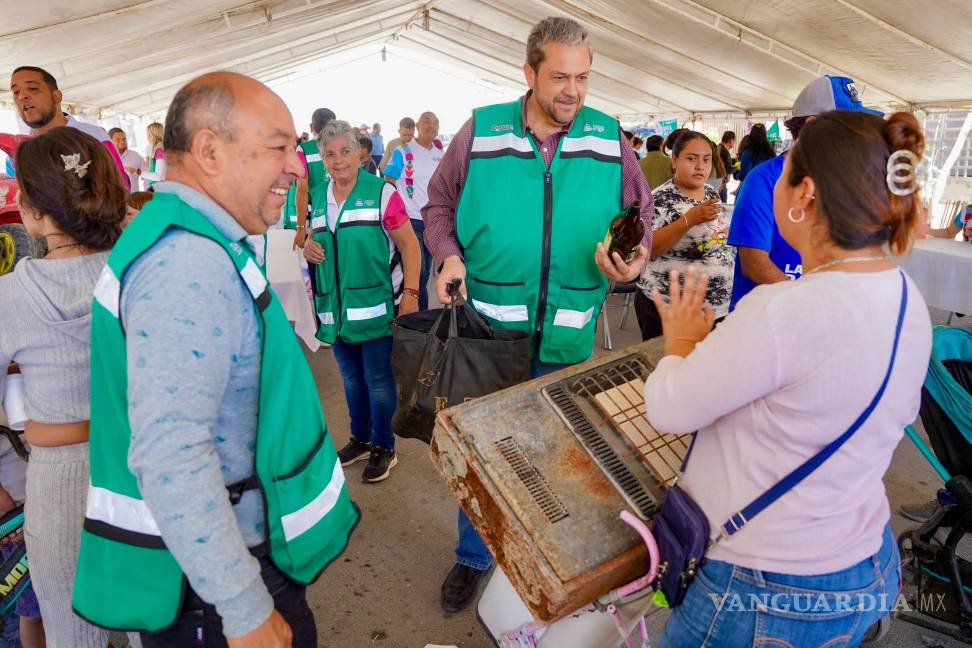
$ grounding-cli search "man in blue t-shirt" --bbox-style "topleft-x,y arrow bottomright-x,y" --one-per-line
727,75 -> 883,310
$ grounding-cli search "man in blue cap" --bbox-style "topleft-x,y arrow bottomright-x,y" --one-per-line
727,76 -> 883,310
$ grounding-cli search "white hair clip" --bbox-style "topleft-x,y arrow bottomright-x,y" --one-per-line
61,153 -> 92,179
886,149 -> 919,197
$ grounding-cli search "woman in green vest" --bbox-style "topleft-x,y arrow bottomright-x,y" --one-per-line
2,127 -> 126,647
303,120 -> 421,483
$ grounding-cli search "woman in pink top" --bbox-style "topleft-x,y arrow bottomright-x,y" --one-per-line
647,111 -> 932,647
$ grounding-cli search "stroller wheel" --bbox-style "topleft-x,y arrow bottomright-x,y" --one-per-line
861,614 -> 891,644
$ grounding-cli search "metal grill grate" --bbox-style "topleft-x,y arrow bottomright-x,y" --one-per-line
543,355 -> 688,519
496,436 -> 570,524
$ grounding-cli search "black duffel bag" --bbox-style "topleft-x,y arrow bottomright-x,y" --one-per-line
391,280 -> 531,443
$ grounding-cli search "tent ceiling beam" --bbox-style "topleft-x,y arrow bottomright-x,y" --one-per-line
113,32 -> 395,115
403,29 -> 646,113
54,3 -> 419,98
395,35 -> 635,117
422,13 -> 688,112
100,22 -> 402,112
646,0 -> 909,105
388,0 -> 444,41
428,7 -> 734,113
55,0 -> 406,85
523,0 -> 795,106
451,3 -> 752,111
0,0 -> 174,40
831,0 -> 972,74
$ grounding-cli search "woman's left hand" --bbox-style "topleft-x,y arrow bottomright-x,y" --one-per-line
399,293 -> 419,316
651,266 -> 715,356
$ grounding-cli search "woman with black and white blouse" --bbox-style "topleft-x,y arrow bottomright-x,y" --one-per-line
635,131 -> 734,341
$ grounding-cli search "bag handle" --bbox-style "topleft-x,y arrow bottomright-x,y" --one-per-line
445,279 -> 496,340
693,271 -> 909,543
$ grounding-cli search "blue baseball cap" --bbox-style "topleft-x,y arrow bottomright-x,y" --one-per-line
792,76 -> 884,118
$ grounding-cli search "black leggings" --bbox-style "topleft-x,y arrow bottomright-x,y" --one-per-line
634,290 -> 664,341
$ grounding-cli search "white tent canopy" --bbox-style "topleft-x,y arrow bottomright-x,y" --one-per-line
3,0 -> 972,118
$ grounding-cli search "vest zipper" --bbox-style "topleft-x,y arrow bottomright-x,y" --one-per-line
534,171 -> 553,352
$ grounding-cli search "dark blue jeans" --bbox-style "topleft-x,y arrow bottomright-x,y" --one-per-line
658,524 -> 900,647
332,336 -> 396,450
454,359 -> 575,570
409,219 -> 432,311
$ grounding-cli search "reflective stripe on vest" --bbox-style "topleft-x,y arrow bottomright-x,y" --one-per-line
281,461 -> 345,542
553,307 -> 595,329
560,135 -> 622,161
93,266 -> 121,318
86,486 -> 161,537
470,132 -> 533,157
346,303 -> 387,321
94,257 -> 267,319
471,300 -> 529,322
340,208 -> 380,225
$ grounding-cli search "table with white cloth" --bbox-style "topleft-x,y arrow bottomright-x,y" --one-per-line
265,229 -> 321,352
897,237 -> 972,315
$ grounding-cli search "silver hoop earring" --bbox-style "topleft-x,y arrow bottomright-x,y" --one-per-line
787,208 -> 806,224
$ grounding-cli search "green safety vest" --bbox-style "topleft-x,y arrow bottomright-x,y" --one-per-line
73,192 -> 359,631
456,100 -> 623,364
309,169 -> 399,345
282,139 -> 328,230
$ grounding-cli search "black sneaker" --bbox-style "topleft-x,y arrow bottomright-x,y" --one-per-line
361,446 -> 398,483
440,563 -> 489,613
337,439 -> 371,467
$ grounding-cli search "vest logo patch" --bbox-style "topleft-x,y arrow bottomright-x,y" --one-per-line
355,199 -> 364,207
583,123 -> 605,133
364,199 -> 375,207
490,124 -> 514,132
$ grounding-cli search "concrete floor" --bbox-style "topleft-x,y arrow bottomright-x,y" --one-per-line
301,297 -> 970,648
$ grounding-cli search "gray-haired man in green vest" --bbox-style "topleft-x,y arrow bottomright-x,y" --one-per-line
424,16 -> 655,612
73,72 -> 358,647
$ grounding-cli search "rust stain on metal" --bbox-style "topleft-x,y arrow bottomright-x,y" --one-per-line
432,416 -> 649,623
559,445 -> 614,500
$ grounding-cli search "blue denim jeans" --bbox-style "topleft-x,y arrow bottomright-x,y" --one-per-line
454,359 -> 575,570
658,524 -> 900,648
332,336 -> 396,450
409,219 -> 432,311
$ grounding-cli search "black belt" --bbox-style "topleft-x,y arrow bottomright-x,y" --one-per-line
225,475 -> 260,506
225,476 -> 267,558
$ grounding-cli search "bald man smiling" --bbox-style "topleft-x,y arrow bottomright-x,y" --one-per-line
73,72 -> 359,648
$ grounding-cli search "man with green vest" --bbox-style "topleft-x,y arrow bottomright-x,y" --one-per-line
283,107 -> 334,250
73,72 -> 358,647
423,16 -> 655,613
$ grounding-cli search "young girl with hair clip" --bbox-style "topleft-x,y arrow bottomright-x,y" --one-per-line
647,111 -> 932,647
0,126 -> 127,647
634,130 -> 734,341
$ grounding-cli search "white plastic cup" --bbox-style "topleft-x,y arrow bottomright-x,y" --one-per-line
3,374 -> 27,431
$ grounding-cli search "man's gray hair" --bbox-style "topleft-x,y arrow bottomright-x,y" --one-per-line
318,120 -> 358,153
526,16 -> 592,71
164,79 -> 235,155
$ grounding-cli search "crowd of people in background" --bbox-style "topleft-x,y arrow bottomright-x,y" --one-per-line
0,11 -> 959,648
